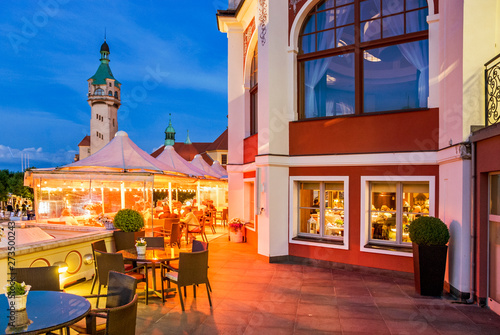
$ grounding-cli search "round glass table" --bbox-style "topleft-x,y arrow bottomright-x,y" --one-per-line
0,291 -> 91,334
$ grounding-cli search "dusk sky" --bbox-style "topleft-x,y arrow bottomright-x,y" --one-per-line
0,1 -> 228,172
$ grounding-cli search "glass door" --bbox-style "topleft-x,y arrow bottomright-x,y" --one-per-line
489,174 -> 500,315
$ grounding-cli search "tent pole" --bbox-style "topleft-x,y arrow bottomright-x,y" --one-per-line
120,182 -> 125,209
168,182 -> 172,211
197,180 -> 201,211
216,185 -> 219,210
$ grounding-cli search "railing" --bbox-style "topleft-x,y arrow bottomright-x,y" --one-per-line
485,53 -> 500,126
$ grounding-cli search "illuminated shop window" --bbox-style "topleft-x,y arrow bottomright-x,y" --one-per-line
368,180 -> 430,246
297,180 -> 346,243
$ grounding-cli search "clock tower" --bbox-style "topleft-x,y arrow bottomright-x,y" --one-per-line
87,40 -> 121,155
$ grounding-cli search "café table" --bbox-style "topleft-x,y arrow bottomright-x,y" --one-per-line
0,291 -> 90,334
119,247 -> 179,299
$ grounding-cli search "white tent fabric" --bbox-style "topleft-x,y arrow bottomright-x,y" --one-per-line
58,131 -> 183,175
211,161 -> 228,179
190,154 -> 224,178
156,146 -> 206,177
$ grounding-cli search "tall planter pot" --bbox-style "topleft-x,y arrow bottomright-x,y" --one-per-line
412,243 -> 448,296
114,230 -> 145,251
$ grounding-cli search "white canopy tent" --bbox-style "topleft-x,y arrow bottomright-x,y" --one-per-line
190,154 -> 224,179
25,131 -> 227,227
211,161 -> 228,179
155,145 -> 207,177
59,131 -> 183,175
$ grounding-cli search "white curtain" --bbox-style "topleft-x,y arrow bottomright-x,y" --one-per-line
371,1 -> 429,107
304,6 -> 352,118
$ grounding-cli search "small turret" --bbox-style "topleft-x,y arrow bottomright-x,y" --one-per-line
164,114 -> 176,146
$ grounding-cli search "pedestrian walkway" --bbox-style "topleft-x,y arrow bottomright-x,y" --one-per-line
66,234 -> 500,334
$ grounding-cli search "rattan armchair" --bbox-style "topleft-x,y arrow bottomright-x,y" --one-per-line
15,266 -> 60,291
160,250 -> 212,311
71,271 -> 138,335
94,250 -> 149,306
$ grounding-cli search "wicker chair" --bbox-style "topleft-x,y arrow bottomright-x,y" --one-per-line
144,237 -> 165,249
15,266 -> 61,291
71,271 -> 138,335
160,250 -> 212,311
94,250 -> 149,306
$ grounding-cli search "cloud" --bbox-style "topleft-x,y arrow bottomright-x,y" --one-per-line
0,144 -> 76,169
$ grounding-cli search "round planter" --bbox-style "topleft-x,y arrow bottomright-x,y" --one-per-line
7,293 -> 28,311
229,230 -> 244,243
136,245 -> 146,255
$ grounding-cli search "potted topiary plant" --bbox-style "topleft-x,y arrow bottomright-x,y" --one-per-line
113,209 -> 145,251
409,216 -> 450,296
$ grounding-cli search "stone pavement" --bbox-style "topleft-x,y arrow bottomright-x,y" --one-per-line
66,234 -> 500,334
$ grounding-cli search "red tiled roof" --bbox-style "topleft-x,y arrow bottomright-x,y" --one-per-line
150,129 -> 227,162
78,135 -> 90,147
205,129 -> 228,151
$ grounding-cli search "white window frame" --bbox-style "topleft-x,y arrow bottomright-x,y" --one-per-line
360,175 -> 435,257
290,176 -> 349,250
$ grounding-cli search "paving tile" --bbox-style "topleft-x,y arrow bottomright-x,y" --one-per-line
254,301 -> 299,315
299,293 -> 338,306
203,310 -> 253,326
340,317 -> 391,334
429,321 -> 481,334
244,326 -> 294,335
384,319 -> 440,335
335,286 -> 372,297
337,305 -> 383,320
378,306 -> 423,321
248,312 -> 295,330
296,302 -> 339,317
295,314 -> 342,332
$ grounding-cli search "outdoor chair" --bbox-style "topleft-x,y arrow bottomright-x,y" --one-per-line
160,250 -> 212,311
144,236 -> 165,249
71,271 -> 138,335
204,212 -> 217,234
15,266 -> 61,291
94,250 -> 149,306
222,208 -> 228,227
90,239 -> 134,295
153,218 -> 179,237
167,223 -> 182,249
186,216 -> 208,243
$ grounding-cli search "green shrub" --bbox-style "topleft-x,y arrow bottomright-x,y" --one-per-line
113,209 -> 144,232
409,216 -> 450,246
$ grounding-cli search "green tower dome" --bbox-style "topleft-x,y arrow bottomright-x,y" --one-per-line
164,114 -> 176,146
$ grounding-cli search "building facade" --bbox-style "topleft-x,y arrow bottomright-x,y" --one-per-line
217,0 -> 500,310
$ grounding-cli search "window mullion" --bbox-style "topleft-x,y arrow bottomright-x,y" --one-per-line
354,0 -> 362,115
396,182 -> 403,244
320,182 -> 325,236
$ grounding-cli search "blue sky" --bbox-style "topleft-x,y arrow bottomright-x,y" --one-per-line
0,1 -> 228,171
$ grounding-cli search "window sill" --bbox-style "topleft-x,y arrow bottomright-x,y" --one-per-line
292,236 -> 344,246
364,244 -> 413,254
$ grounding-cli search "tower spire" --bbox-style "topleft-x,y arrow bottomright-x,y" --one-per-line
184,130 -> 192,144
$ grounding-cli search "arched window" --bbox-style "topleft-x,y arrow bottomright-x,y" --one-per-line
108,91 -> 113,96
298,0 -> 428,119
114,91 -> 118,98
94,88 -> 104,96
249,46 -> 258,136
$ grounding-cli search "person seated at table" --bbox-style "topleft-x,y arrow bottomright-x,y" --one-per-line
180,207 -> 200,242
159,206 -> 178,219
